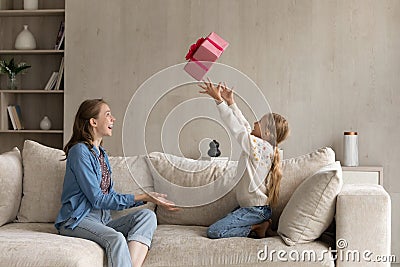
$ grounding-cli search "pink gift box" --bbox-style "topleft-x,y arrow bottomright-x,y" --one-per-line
184,32 -> 229,80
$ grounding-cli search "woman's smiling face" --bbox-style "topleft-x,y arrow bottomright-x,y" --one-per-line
92,103 -> 116,138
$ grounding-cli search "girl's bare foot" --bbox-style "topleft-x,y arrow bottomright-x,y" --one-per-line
251,219 -> 272,238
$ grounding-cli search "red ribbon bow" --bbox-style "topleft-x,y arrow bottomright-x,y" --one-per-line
185,37 -> 205,60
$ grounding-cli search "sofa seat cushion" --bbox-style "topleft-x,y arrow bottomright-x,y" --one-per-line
0,223 -> 105,267
146,225 -> 334,267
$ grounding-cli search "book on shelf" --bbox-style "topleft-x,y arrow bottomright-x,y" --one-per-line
54,21 -> 65,50
44,71 -> 59,90
55,57 -> 64,90
7,105 -> 24,130
7,106 -> 17,130
15,105 -> 24,130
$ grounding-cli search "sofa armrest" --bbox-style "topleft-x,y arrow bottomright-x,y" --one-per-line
336,184 -> 391,266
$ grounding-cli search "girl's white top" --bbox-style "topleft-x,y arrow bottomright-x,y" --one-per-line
216,102 -> 274,207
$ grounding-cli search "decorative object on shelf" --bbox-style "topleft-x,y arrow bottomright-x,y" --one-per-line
0,58 -> 31,90
15,25 -> 37,50
39,116 -> 52,130
0,0 -> 12,10
343,131 -> 359,166
207,140 -> 221,157
23,0 -> 38,10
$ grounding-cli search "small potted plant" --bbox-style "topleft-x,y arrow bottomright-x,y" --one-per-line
0,58 -> 31,89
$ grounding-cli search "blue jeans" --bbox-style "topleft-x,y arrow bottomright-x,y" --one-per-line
59,208 -> 157,267
207,205 -> 272,239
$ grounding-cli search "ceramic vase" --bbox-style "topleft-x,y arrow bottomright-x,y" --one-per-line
24,0 -> 38,10
207,140 -> 221,157
15,25 -> 37,50
40,116 -> 52,130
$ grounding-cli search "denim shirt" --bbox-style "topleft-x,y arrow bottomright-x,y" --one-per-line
54,143 -> 144,230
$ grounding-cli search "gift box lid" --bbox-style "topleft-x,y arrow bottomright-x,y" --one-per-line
206,32 -> 229,51
193,32 -> 229,62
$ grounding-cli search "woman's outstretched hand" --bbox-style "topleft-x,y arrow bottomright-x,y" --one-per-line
146,192 -> 180,211
198,78 -> 223,102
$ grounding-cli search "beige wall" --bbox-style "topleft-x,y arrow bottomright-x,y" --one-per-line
65,0 -> 400,260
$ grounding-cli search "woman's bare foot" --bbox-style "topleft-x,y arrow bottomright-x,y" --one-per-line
251,219 -> 272,238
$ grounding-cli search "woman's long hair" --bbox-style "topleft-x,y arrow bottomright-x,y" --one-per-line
63,99 -> 107,157
260,113 -> 289,207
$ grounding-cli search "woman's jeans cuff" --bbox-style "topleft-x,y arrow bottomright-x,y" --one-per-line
128,234 -> 152,248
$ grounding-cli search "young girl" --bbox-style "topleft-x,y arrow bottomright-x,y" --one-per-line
55,99 -> 177,267
199,80 -> 289,239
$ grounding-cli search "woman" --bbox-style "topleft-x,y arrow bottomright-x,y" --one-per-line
55,99 -> 177,267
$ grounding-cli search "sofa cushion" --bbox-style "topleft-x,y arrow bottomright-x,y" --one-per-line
0,148 -> 23,227
109,156 -> 156,219
17,140 -> 155,223
146,225 -> 334,266
278,161 -> 343,246
271,147 -> 336,230
17,140 -> 66,222
147,152 -> 238,226
0,223 -> 105,267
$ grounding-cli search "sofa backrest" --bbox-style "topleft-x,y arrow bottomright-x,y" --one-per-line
3,140 -> 334,228
147,147 -> 335,227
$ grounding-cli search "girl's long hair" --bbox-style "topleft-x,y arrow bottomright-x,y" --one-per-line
63,99 -> 107,157
260,113 -> 289,207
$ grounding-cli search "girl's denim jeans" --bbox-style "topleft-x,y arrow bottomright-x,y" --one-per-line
207,205 -> 272,239
59,208 -> 157,267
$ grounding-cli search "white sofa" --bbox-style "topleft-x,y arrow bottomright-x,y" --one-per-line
0,140 -> 391,267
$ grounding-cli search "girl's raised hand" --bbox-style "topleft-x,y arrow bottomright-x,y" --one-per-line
221,82 -> 234,105
198,78 -> 223,102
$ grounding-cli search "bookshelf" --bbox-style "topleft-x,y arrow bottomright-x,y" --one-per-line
0,0 -> 65,153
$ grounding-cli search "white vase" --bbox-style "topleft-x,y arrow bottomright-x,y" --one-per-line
15,25 -> 37,50
24,0 -> 38,10
40,116 -> 52,130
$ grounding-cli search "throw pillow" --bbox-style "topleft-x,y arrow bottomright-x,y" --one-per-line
0,148 -> 23,226
271,147 -> 336,230
146,152 -> 239,226
277,161 -> 343,246
17,140 -> 66,222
